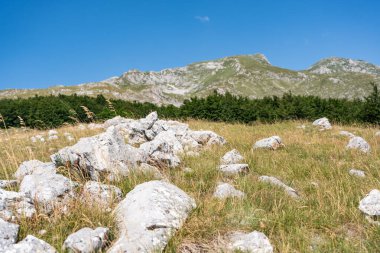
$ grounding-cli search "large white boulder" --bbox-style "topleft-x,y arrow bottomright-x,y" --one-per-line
359,189 -> 380,216
259,176 -> 299,199
62,227 -> 109,253
51,126 -> 146,180
220,149 -> 244,165
0,189 -> 36,221
14,160 -> 56,182
346,136 -> 371,153
312,117 -> 332,130
219,164 -> 249,175
139,130 -> 183,168
4,235 -> 57,253
108,180 -> 196,252
226,231 -> 273,253
253,136 -> 283,150
82,181 -> 122,208
213,183 -> 245,199
19,173 -> 76,213
0,218 -> 19,251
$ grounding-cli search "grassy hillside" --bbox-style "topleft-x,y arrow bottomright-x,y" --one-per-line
1,120 -> 380,252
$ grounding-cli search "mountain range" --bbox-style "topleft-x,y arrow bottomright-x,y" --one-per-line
1,54 -> 379,105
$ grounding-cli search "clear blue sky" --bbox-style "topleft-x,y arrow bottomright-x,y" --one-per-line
1,0 -> 379,89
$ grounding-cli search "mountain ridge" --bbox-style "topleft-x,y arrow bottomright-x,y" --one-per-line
1,54 -> 379,105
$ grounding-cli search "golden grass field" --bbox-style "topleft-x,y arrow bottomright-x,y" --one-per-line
1,120 -> 380,252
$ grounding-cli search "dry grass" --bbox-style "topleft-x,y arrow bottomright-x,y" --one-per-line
1,120 -> 380,252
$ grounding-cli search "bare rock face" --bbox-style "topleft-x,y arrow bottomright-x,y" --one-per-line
253,136 -> 283,150
51,126 -> 146,180
220,149 -> 244,165
19,173 -> 76,213
312,117 -> 332,130
82,181 -> 122,208
140,130 -> 183,168
346,136 -> 371,153
213,183 -> 245,199
14,160 -> 56,182
0,180 -> 17,189
359,189 -> 380,216
349,169 -> 365,178
226,231 -> 273,253
5,235 -> 57,253
0,189 -> 36,221
0,218 -> 19,251
259,176 -> 300,199
219,164 -> 249,175
108,180 -> 196,253
62,227 -> 109,253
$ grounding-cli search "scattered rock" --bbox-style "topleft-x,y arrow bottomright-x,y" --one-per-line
133,163 -> 163,179
296,124 -> 306,129
183,167 -> 193,173
48,130 -> 58,136
189,130 -> 226,146
0,189 -> 36,221
375,131 -> 380,137
63,227 -> 109,253
48,135 -> 59,141
19,173 -> 76,213
5,235 -> 57,253
220,149 -> 244,165
339,131 -> 355,138
213,183 -> 245,199
82,181 -> 122,208
226,231 -> 273,253
259,176 -> 300,199
219,164 -> 249,175
312,117 -> 332,130
346,136 -> 371,153
0,180 -> 17,189
349,169 -> 365,178
253,136 -> 283,150
359,189 -> 380,217
0,218 -> 19,251
14,160 -> 56,182
108,180 -> 196,252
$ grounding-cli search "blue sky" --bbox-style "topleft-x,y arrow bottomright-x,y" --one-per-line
0,0 -> 379,89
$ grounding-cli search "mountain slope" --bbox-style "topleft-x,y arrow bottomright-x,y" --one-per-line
1,54 -> 379,105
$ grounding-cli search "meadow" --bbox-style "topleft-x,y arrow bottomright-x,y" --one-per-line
0,119 -> 379,252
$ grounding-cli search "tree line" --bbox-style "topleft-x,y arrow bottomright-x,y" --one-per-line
0,83 -> 379,129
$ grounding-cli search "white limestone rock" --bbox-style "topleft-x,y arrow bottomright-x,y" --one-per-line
103,116 -> 132,128
226,231 -> 273,253
359,189 -> 380,216
82,181 -> 122,208
189,130 -> 226,146
133,163 -> 163,179
48,130 -> 58,136
14,160 -> 56,182
140,130 -> 183,168
349,169 -> 365,178
339,131 -> 355,138
51,126 -> 146,180
62,227 -> 109,253
346,136 -> 371,153
0,180 -> 17,189
48,135 -> 59,141
220,149 -> 244,165
139,111 -> 158,130
312,117 -> 332,130
259,176 -> 300,199
213,183 -> 245,199
108,180 -> 196,253
19,173 -> 76,213
0,189 -> 36,221
253,136 -> 283,150
5,235 -> 57,253
0,218 -> 19,251
219,164 -> 249,175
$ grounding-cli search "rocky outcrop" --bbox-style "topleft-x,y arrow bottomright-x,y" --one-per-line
220,149 -> 244,165
82,181 -> 122,208
346,136 -> 371,153
108,180 -> 196,252
259,176 -> 300,199
14,160 -> 56,182
5,235 -> 57,253
62,227 -> 109,253
312,117 -> 332,130
253,136 -> 283,150
225,231 -> 273,253
213,183 -> 245,199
